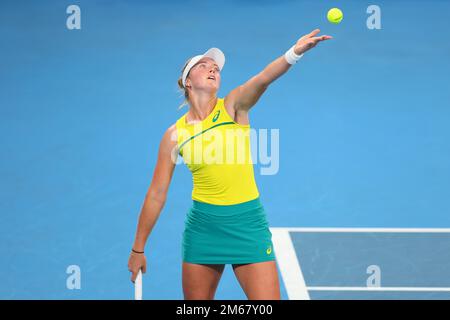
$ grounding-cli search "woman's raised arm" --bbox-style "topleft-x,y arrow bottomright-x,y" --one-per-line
225,29 -> 332,112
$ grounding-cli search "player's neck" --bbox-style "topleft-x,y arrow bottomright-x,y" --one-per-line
187,93 -> 217,122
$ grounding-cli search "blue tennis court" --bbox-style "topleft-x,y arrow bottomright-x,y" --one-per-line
272,228 -> 450,300
1,0 -> 450,299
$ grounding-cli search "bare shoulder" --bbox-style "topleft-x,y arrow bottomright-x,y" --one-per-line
160,123 -> 178,151
224,88 -> 239,119
166,123 -> 177,138
224,88 -> 250,125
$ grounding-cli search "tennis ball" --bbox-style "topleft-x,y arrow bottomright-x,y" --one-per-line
327,8 -> 343,24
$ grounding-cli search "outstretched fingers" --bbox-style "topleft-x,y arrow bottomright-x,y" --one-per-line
312,35 -> 333,42
307,28 -> 321,38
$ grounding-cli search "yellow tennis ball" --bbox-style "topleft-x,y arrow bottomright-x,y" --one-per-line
327,8 -> 343,24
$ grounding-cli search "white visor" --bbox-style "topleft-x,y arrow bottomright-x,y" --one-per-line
182,48 -> 225,87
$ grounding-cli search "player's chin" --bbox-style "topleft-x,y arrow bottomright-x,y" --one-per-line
212,80 -> 220,89
204,81 -> 219,91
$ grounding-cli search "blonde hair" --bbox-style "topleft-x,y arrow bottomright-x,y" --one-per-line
177,57 -> 192,110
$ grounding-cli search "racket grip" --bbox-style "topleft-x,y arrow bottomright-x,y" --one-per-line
134,270 -> 143,300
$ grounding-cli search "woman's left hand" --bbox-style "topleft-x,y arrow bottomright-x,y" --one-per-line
294,29 -> 333,55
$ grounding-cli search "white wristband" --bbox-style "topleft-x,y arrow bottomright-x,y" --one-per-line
284,45 -> 304,65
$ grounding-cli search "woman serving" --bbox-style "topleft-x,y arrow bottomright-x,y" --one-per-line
128,29 -> 332,300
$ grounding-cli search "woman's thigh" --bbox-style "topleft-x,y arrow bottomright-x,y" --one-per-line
232,261 -> 280,300
182,262 -> 226,300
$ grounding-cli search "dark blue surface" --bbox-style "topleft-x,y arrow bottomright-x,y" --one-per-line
291,231 -> 450,299
291,232 -> 450,287
309,291 -> 450,300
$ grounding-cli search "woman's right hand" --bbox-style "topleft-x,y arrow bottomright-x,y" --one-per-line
128,251 -> 147,283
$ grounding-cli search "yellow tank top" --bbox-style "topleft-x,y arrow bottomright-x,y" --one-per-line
175,97 -> 260,205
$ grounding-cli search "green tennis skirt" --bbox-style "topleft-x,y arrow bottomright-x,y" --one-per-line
182,197 -> 276,264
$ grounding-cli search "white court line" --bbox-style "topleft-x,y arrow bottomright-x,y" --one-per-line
278,227 -> 450,233
308,287 -> 450,292
270,228 -> 310,300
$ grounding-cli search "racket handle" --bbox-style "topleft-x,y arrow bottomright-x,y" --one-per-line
134,270 -> 143,300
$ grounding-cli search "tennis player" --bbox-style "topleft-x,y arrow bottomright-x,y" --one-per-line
128,29 -> 332,300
